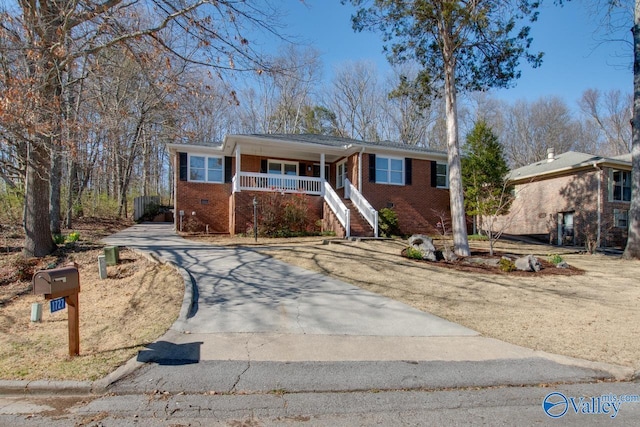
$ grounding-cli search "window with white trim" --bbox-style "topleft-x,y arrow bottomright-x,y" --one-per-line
336,161 -> 347,189
611,169 -> 631,202
375,156 -> 404,185
614,209 -> 629,229
436,162 -> 448,188
268,160 -> 298,189
189,155 -> 223,183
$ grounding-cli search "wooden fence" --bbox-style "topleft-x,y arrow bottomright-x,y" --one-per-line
133,195 -> 160,221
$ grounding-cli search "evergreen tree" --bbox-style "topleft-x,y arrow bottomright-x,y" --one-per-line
462,121 -> 512,254
462,120 -> 511,218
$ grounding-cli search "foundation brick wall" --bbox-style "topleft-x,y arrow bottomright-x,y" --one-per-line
175,179 -> 233,233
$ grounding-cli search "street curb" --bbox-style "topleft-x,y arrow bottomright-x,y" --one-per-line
0,244 -> 195,397
89,248 -> 195,393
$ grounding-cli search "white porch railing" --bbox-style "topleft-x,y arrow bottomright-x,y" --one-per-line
323,181 -> 350,238
234,172 -> 323,195
345,178 -> 378,237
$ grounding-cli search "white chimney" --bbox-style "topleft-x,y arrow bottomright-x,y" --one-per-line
547,147 -> 555,163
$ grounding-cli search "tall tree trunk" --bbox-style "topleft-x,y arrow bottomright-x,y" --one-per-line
24,141 -> 56,257
50,143 -> 62,234
623,1 -> 640,259
65,158 -> 78,228
442,37 -> 470,256
142,128 -> 150,197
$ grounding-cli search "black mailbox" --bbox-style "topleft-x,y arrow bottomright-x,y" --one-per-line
32,266 -> 80,298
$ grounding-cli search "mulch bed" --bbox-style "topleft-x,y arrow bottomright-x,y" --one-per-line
401,249 -> 584,276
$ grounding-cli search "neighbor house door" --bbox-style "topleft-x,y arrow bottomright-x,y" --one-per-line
557,212 -> 575,246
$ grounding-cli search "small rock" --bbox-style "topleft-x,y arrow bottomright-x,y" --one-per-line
556,261 -> 570,269
442,248 -> 458,262
514,255 -> 542,272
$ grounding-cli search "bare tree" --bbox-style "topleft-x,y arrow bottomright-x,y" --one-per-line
502,97 -> 581,167
381,64 -> 444,147
579,88 -> 632,156
0,0 -> 285,256
327,60 -> 382,141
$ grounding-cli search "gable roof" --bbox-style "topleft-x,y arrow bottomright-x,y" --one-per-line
509,151 -> 632,183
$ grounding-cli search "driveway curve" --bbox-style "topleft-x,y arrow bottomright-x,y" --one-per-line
103,223 -> 476,337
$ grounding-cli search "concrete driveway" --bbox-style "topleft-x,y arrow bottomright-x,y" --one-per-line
106,223 -> 475,337
100,223 -> 632,394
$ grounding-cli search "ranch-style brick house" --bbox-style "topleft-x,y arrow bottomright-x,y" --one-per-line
167,134 -> 452,238
493,149 -> 632,249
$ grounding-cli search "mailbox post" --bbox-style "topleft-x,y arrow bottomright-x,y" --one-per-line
32,266 -> 81,357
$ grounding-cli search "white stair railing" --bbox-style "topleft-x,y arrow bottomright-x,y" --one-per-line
323,181 -> 350,238
345,178 -> 378,237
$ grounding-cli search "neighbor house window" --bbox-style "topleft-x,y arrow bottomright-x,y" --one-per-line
436,162 -> 448,188
336,161 -> 347,189
614,209 -> 629,229
189,155 -> 223,183
375,156 -> 404,185
611,170 -> 631,202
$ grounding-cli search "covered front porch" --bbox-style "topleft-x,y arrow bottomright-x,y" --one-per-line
226,135 -> 378,238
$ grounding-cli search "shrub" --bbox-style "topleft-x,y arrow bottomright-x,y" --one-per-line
66,232 -> 80,243
547,253 -> 563,265
405,247 -> 424,260
53,234 -> 66,245
378,208 -> 400,237
0,190 -> 24,225
82,191 -> 120,218
498,258 -> 516,272
183,216 -> 205,233
258,193 -> 319,237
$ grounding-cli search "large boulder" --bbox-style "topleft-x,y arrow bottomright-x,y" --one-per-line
408,234 -> 437,262
514,255 -> 542,272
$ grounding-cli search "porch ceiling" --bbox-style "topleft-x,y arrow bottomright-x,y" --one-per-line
225,135 -> 355,163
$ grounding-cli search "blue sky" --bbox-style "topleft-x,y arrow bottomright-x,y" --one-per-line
278,1 -> 633,109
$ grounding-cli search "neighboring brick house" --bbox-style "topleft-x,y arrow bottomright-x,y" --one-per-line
493,149 -> 632,248
167,134 -> 451,237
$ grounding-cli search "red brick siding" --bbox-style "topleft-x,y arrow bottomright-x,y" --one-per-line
361,156 -> 450,235
174,151 -> 234,233
175,152 -> 454,237
494,167 -> 629,247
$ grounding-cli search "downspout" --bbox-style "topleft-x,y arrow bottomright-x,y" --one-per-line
594,163 -> 602,248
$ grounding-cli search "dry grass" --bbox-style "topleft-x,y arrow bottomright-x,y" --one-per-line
245,237 -> 640,371
0,220 -> 184,381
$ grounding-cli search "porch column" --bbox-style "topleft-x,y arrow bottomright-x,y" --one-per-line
320,153 -> 326,196
320,153 -> 325,181
234,145 -> 241,193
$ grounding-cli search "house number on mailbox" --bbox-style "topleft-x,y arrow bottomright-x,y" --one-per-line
50,297 -> 66,313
